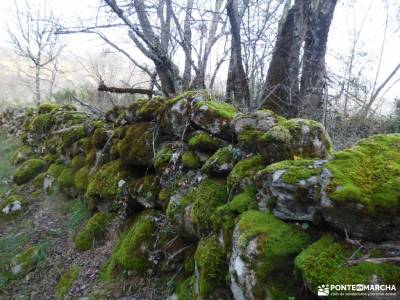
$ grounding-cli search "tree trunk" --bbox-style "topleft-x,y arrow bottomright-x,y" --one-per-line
299,0 -> 337,119
226,0 -> 250,108
181,0 -> 194,89
260,0 -> 308,117
35,63 -> 41,104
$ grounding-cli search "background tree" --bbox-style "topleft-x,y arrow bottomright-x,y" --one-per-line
7,0 -> 64,104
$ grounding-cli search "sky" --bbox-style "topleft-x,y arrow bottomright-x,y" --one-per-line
0,0 -> 399,113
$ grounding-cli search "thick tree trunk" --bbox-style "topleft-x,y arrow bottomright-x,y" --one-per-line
260,0 -> 308,117
226,0 -> 250,108
182,0 -> 194,90
299,0 -> 337,119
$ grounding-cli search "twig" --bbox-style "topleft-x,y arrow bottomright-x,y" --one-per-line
71,96 -> 104,116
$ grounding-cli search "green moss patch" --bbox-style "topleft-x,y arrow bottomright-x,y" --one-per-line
13,159 -> 46,185
74,165 -> 90,192
211,186 -> 257,247
154,146 -> 175,171
11,145 -> 33,165
325,134 -> 400,209
87,160 -> 129,208
38,103 -> 59,114
194,235 -> 227,298
295,236 -> 400,294
227,155 -> 264,190
260,159 -> 322,185
91,127 -> 108,149
188,132 -> 224,153
75,212 -> 110,251
119,123 -> 155,166
181,151 -> 201,169
101,211 -> 156,278
194,100 -> 238,119
237,211 -> 310,298
55,265 -> 80,300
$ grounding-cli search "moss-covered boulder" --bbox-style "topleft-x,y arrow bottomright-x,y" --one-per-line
202,146 -> 242,175
256,159 -> 324,223
29,113 -> 55,136
193,235 -> 229,299
295,236 -> 400,297
229,211 -> 310,300
257,119 -> 332,164
13,158 -> 46,185
75,212 -> 110,251
57,166 -> 76,190
38,102 -> 59,114
227,155 -> 264,192
191,99 -> 238,140
231,110 -> 283,134
10,246 -> 42,278
11,145 -> 33,165
129,174 -> 161,208
154,144 -> 178,172
166,179 -> 228,238
188,131 -> 225,153
181,151 -> 201,169
232,110 -> 284,153
161,91 -> 198,137
55,266 -> 80,300
86,160 -> 129,210
74,165 -> 90,192
102,210 -> 174,278
91,127 -> 108,150
321,134 -> 400,241
119,123 -> 157,166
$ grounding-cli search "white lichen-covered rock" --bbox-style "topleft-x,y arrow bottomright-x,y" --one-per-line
1,194 -> 24,217
255,160 -> 326,223
191,100 -> 238,140
229,226 -> 259,300
231,110 -> 281,135
161,96 -> 192,137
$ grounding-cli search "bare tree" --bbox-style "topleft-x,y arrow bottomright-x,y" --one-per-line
8,0 -> 64,104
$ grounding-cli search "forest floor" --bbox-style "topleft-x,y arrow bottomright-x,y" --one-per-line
0,131 -> 161,300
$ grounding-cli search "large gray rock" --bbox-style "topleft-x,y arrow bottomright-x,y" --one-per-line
256,160 -> 325,223
191,100 -> 238,140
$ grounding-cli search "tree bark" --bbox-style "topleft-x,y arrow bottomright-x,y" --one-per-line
299,0 -> 337,119
260,0 -> 308,117
182,0 -> 194,89
226,0 -> 250,108
35,63 -> 41,104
